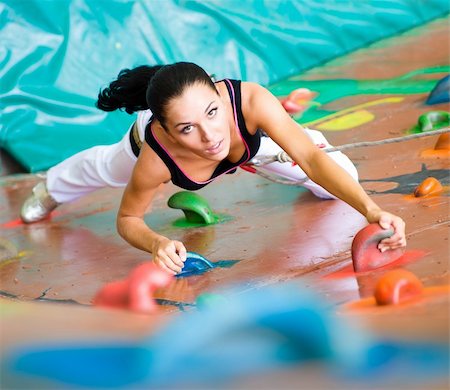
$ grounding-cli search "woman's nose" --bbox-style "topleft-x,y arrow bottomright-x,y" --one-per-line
200,127 -> 214,142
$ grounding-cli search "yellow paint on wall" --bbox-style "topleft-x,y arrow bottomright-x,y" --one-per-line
315,110 -> 375,131
304,97 -> 405,130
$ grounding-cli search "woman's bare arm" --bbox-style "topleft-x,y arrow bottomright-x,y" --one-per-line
117,143 -> 187,274
243,82 -> 406,249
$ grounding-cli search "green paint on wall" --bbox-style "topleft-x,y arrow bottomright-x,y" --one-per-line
269,66 -> 450,124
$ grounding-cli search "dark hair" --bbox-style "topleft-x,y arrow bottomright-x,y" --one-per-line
96,65 -> 163,114
97,62 -> 217,128
146,62 -> 217,127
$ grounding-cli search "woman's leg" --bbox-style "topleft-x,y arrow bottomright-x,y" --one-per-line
20,115 -> 149,223
253,128 -> 358,199
46,129 -> 137,203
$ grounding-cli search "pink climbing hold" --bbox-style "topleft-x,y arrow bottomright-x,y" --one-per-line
93,262 -> 173,314
281,88 -> 316,115
128,263 -> 173,313
351,223 -> 404,272
281,99 -> 304,114
92,279 -> 129,309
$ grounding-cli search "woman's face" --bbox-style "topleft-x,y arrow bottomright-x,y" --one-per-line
164,82 -> 231,161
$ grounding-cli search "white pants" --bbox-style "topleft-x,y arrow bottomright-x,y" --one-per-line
47,110 -> 152,203
47,114 -> 358,203
255,129 -> 358,199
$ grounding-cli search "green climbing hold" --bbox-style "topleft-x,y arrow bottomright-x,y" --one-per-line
410,111 -> 450,133
168,191 -> 216,224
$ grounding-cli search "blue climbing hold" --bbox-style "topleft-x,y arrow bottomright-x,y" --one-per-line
426,75 -> 450,105
176,252 -> 215,277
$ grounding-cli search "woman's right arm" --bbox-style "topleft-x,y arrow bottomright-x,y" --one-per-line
116,144 -> 186,274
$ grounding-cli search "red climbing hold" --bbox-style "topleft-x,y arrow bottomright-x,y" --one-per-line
374,269 -> 423,305
414,177 -> 443,197
351,223 -> 404,272
93,262 -> 172,314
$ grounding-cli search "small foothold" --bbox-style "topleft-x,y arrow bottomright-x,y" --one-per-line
414,177 -> 443,197
434,133 -> 450,151
168,191 -> 215,224
374,269 -> 423,305
351,223 -> 404,272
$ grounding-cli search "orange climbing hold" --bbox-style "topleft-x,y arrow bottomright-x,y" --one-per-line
414,177 -> 443,197
374,269 -> 423,305
434,133 -> 450,150
420,133 -> 450,158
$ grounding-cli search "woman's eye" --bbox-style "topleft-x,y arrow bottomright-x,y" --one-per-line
208,108 -> 218,117
181,125 -> 193,134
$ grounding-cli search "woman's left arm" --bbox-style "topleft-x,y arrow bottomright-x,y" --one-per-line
244,82 -> 406,250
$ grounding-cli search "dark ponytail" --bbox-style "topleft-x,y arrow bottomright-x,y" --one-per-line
96,65 -> 163,114
146,62 -> 217,128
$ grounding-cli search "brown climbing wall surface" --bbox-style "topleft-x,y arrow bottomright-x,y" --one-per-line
1,18 -> 449,389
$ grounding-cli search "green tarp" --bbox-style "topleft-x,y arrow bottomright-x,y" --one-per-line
1,0 -> 449,172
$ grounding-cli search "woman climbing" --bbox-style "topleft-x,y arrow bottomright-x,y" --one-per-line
21,62 -> 406,274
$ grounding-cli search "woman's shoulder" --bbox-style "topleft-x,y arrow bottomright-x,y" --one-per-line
240,80 -> 265,90
240,81 -> 272,113
218,79 -> 262,92
240,80 -> 289,132
236,81 -> 271,132
132,142 -> 171,188
240,81 -> 270,104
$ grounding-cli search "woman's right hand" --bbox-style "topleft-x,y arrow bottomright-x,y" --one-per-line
151,237 -> 187,275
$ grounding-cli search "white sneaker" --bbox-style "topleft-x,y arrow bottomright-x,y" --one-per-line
20,182 -> 60,223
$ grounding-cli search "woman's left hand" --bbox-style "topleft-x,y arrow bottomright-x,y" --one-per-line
366,209 -> 406,252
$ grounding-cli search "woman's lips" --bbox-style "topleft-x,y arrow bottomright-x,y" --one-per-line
206,140 -> 223,154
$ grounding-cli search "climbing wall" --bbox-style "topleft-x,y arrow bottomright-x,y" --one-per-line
0,18 -> 449,389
